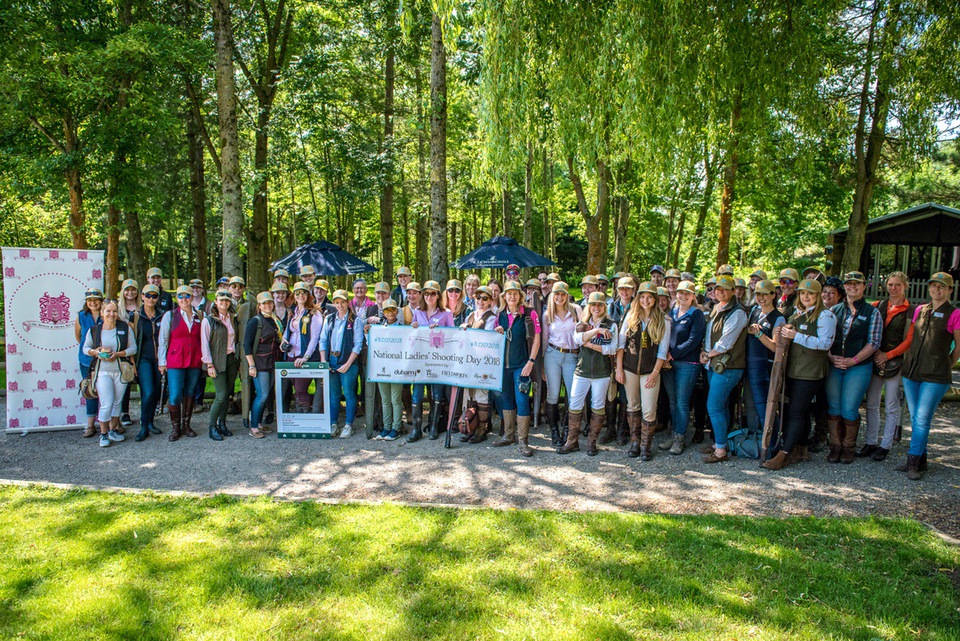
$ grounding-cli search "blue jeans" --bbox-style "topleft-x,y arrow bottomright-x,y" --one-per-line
662,361 -> 700,435
902,377 -> 950,456
137,359 -> 161,425
251,370 -> 274,428
825,362 -> 873,421
496,367 -> 531,416
79,362 -> 99,418
412,383 -> 445,405
746,358 -> 772,431
707,367 -> 744,449
167,367 -> 200,406
328,356 -> 359,424
544,346 -> 577,404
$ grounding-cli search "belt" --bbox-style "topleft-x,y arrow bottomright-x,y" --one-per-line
549,343 -> 579,354
331,351 -> 341,357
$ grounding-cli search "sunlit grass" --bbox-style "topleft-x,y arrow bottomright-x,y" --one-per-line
0,485 -> 957,640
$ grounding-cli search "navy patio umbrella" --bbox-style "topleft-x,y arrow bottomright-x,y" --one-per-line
452,236 -> 557,270
270,240 -> 376,276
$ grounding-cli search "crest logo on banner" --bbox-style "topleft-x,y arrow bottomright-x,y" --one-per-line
3,247 -> 104,432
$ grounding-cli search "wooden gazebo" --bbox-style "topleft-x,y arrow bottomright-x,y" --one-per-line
828,202 -> 960,301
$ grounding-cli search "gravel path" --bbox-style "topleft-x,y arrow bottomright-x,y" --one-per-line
2,394 -> 958,538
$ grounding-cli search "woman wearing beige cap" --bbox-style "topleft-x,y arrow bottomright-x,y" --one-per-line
661,280 -> 706,454
158,285 -> 206,441
541,281 -> 581,447
243,292 -> 284,438
762,279 -> 835,471
82,300 -> 138,447
896,272 -> 960,479
460,286 -> 500,443
76,288 -> 104,437
743,280 -> 785,443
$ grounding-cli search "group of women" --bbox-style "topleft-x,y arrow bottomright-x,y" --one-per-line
73,263 -> 959,481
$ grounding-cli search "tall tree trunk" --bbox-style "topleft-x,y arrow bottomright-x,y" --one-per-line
717,90 -> 742,268
613,161 -> 631,272
63,113 -> 87,249
567,156 -> 607,274
842,0 -> 895,274
501,179 -> 512,238
686,146 -> 716,274
523,141 -> 533,248
541,147 -> 551,259
187,109 -> 209,285
414,61 -> 429,280
429,12 -> 448,283
105,202 -> 120,294
250,111 -> 270,290
212,0 -> 243,277
379,0 -> 397,281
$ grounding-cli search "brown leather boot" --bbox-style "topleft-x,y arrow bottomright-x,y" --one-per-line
167,404 -> 183,442
182,397 -> 197,437
558,411 -> 582,454
840,417 -> 859,464
639,419 -> 655,461
586,410 -> 606,456
493,410 -> 517,446
616,402 -> 629,445
599,399 -> 617,444
83,418 -> 97,438
627,411 -> 642,458
470,403 -> 491,443
827,414 -> 843,463
786,445 -> 809,465
762,450 -> 789,471
517,415 -> 534,457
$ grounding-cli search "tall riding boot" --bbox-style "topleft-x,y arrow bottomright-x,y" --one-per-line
840,417 -> 859,464
640,419 -> 656,461
599,399 -> 618,444
167,404 -> 183,442
470,403 -> 491,443
586,410 -> 606,456
517,415 -> 534,457
826,414 -> 843,463
460,400 -> 479,442
546,403 -> 562,446
428,400 -> 445,440
558,411 -> 582,454
493,410 -> 517,446
627,411 -> 643,458
182,397 -> 197,437
560,406 -> 570,446
407,402 -> 424,443
616,401 -> 629,446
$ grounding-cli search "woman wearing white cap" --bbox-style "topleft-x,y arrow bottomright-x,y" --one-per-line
662,280 -> 706,454
82,300 -> 137,447
896,272 -> 960,480
75,288 -> 104,437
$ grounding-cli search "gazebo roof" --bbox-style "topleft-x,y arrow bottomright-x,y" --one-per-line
830,202 -> 960,246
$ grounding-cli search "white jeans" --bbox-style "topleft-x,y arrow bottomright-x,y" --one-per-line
623,370 -> 661,422
569,374 -> 610,412
96,370 -> 127,423
865,373 -> 902,449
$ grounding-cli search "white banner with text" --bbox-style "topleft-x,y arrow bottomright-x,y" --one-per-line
365,326 -> 505,391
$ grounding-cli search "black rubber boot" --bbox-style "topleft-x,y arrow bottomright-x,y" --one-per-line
428,401 -> 441,440
407,403 -> 423,443
546,403 -> 562,446
209,424 -> 223,441
134,424 -> 150,442
218,420 -> 233,437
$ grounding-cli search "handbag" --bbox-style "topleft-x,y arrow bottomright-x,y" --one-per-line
119,359 -> 136,384
80,359 -> 100,400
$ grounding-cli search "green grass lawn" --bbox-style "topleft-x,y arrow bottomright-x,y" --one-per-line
1,487 -> 958,640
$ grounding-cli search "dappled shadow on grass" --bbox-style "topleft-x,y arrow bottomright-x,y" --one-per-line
1,487 -> 959,640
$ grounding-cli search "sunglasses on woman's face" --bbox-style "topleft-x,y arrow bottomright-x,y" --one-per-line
143,293 -> 159,300
424,291 -> 438,297
177,294 -> 192,300
706,286 -> 715,292
477,295 -> 490,302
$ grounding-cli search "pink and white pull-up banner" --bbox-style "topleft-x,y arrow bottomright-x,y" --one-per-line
3,248 -> 104,433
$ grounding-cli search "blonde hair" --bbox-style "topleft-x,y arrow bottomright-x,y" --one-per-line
543,291 -> 579,325
886,271 -> 908,288
580,298 -> 611,324
623,292 -> 666,344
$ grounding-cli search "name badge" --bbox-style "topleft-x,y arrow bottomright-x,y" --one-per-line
934,312 -> 944,318
679,319 -> 687,325
799,324 -> 808,331
857,315 -> 868,321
